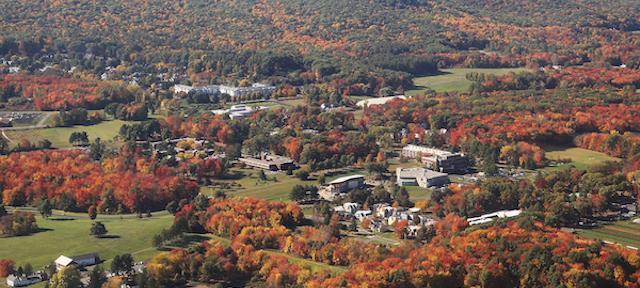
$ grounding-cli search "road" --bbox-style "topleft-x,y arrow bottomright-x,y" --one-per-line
0,111 -> 55,143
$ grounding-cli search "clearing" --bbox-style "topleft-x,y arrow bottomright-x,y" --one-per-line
406,67 -> 528,95
578,220 -> 640,249
543,147 -> 621,171
0,211 -> 173,269
4,119 -> 131,148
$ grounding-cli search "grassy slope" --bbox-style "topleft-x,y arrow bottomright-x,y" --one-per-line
201,168 -> 321,202
578,220 -> 640,249
544,147 -> 621,171
406,67 -> 528,95
0,213 -> 173,268
5,120 -> 129,148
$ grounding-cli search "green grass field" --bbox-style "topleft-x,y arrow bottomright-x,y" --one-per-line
0,213 -> 173,269
406,67 -> 528,95
577,220 -> 640,249
201,168 -> 321,202
5,120 -> 130,148
544,147 -> 621,171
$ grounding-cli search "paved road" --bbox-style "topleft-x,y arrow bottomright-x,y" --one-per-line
0,111 -> 55,143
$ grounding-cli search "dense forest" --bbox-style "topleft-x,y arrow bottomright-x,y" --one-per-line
1,0 -> 639,93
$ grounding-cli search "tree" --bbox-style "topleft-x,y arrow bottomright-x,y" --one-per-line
290,185 -> 307,201
111,254 -> 133,275
88,205 -> 97,220
90,221 -> 108,238
258,169 -> 267,181
39,199 -> 52,218
68,131 -> 89,146
87,265 -> 107,288
165,201 -> 178,215
0,259 -> 15,277
0,205 -> 7,217
0,137 -> 8,155
23,263 -> 32,276
49,266 -> 82,288
295,169 -> 309,181
89,137 -> 106,161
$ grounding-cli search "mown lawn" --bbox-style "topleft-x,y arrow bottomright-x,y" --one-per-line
577,220 -> 640,249
5,119 -> 130,148
406,67 -> 528,95
0,213 -> 173,269
544,147 -> 620,171
201,168 -> 321,202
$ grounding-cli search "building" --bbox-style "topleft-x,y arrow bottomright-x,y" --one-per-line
172,83 -> 275,99
239,154 -> 296,171
6,275 -> 43,287
55,253 -> 101,271
401,145 -> 469,174
326,175 -> 365,194
467,209 -> 522,226
356,95 -> 407,108
396,167 -> 449,188
212,105 -> 270,119
219,83 -> 276,98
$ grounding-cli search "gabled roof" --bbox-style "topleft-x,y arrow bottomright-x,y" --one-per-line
72,253 -> 99,262
54,255 -> 74,267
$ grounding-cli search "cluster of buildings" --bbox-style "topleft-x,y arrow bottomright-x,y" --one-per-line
334,202 -> 436,236
401,144 -> 470,174
173,83 -> 276,99
239,153 -> 297,172
6,253 -> 101,287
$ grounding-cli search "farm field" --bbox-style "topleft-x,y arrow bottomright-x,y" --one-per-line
0,212 -> 173,269
4,119 -> 130,148
544,147 -> 621,171
577,220 -> 640,249
406,67 -> 528,95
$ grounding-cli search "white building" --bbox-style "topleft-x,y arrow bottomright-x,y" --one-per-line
172,83 -> 275,99
467,209 -> 522,226
212,105 -> 269,119
356,95 -> 407,107
326,175 -> 365,194
396,167 -> 449,188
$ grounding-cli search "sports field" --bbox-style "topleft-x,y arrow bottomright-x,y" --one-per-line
406,67 -> 528,95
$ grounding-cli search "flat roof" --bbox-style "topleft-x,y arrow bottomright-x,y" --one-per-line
328,174 -> 365,185
397,167 -> 448,178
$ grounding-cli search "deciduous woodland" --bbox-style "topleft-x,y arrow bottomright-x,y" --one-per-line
141,198 -> 640,287
0,150 -> 198,212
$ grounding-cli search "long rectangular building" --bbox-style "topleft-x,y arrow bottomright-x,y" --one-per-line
402,144 -> 469,174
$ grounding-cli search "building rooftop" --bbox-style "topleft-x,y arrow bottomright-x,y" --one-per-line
328,174 -> 365,185
397,167 -> 447,179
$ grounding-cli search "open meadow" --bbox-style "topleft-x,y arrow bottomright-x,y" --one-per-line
406,67 -> 529,95
578,220 -> 640,249
0,211 -> 173,269
544,147 -> 621,171
4,120 -> 129,149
